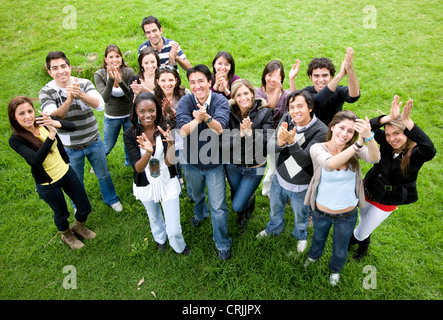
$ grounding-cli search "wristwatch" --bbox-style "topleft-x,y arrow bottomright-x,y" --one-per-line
205,116 -> 212,124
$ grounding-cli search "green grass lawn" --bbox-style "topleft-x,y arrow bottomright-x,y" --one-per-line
0,0 -> 441,302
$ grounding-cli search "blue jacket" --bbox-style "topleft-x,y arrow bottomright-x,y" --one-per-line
176,92 -> 230,169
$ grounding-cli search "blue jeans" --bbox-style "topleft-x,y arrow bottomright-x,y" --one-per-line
36,166 -> 92,231
225,163 -> 265,213
103,116 -> 132,166
265,175 -> 310,240
182,164 -> 231,251
177,149 -> 209,216
308,207 -> 358,273
65,136 -> 120,207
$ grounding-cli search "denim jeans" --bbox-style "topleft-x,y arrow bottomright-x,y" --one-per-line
65,136 -> 120,206
141,196 -> 186,253
225,163 -> 265,213
36,166 -> 92,231
177,149 -> 209,217
265,175 -> 310,240
308,207 -> 358,273
103,116 -> 132,166
182,164 -> 231,251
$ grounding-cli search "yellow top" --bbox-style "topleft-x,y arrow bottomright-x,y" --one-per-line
37,127 -> 69,185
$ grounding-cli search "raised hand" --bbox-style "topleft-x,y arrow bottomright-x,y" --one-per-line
168,42 -> 179,65
158,124 -> 174,145
192,104 -> 208,123
354,117 -> 372,146
345,47 -> 354,73
240,117 -> 253,137
289,59 -> 300,81
136,132 -> 154,154
389,95 -> 402,120
277,121 -> 296,146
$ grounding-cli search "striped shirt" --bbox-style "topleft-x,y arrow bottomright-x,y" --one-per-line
138,37 -> 187,69
39,78 -> 104,149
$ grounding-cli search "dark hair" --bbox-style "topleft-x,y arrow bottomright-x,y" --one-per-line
46,51 -> 70,71
261,60 -> 284,89
154,66 -> 186,102
385,118 -> 417,175
186,64 -> 212,82
130,92 -> 163,137
8,96 -> 45,151
141,15 -> 161,31
101,44 -> 128,69
137,47 -> 160,80
211,51 -> 236,88
286,90 -> 314,112
306,57 -> 336,77
326,110 -> 359,171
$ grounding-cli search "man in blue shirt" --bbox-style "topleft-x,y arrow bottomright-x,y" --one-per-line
176,64 -> 231,260
138,16 -> 191,71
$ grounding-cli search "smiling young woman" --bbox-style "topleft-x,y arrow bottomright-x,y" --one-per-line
94,44 -> 135,166
8,96 -> 95,250
223,79 -> 274,231
303,110 -> 380,286
123,92 -> 190,256
349,96 -> 436,260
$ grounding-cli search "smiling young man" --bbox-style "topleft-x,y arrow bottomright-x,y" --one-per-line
176,64 -> 232,260
303,47 -> 360,126
138,16 -> 191,71
39,51 -> 123,212
257,90 -> 327,253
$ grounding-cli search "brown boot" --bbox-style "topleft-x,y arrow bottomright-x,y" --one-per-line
61,228 -> 84,249
71,219 -> 96,240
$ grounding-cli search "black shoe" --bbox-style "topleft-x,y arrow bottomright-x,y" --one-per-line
181,246 -> 191,256
218,249 -> 231,261
156,242 -> 167,252
354,235 -> 371,260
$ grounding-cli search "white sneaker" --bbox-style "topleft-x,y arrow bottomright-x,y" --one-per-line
111,201 -> 123,212
329,273 -> 340,286
256,229 -> 268,238
297,240 -> 307,253
303,257 -> 316,268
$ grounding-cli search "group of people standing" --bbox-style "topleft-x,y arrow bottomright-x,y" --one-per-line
8,15 -> 435,286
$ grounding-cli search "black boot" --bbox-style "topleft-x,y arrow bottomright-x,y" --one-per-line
354,235 -> 371,261
237,211 -> 247,233
348,232 -> 359,251
244,194 -> 256,219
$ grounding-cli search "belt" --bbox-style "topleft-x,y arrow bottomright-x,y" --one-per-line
67,137 -> 98,151
315,206 -> 358,220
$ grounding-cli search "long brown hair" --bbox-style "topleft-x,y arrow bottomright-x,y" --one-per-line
137,47 -> 160,80
101,44 -> 128,69
8,96 -> 44,151
326,110 -> 359,171
386,117 -> 417,175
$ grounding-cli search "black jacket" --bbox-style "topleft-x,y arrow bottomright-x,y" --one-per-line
223,99 -> 274,167
9,118 -> 76,184
123,126 -> 177,187
364,116 -> 436,205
